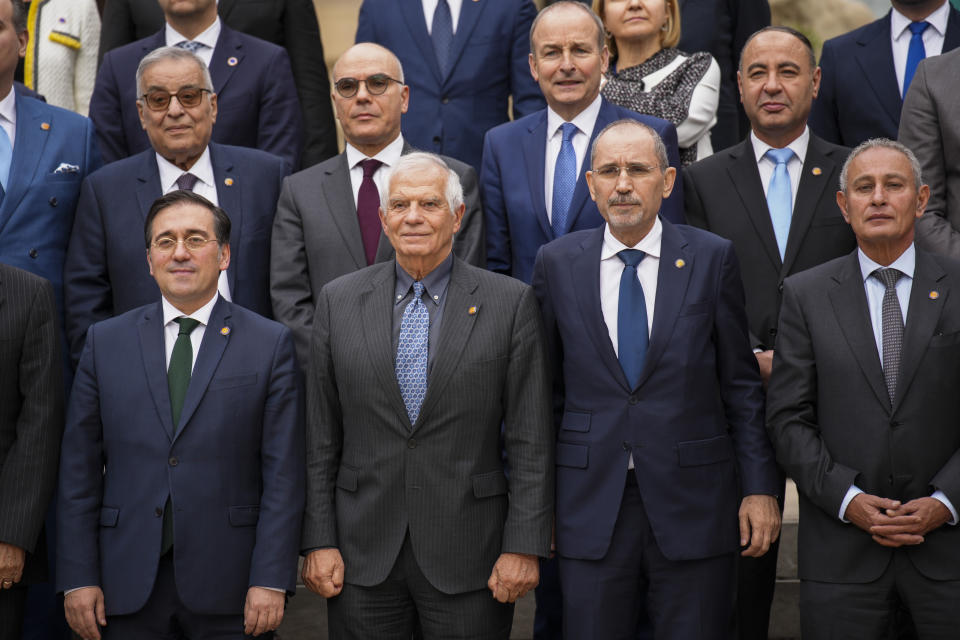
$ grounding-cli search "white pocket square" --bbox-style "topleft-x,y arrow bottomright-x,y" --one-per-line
53,162 -> 80,174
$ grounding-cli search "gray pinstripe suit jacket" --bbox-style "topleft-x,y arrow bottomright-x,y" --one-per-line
0,264 -> 63,584
302,257 -> 553,594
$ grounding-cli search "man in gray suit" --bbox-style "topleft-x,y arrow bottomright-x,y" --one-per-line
899,46 -> 960,258
0,264 -> 63,638
270,43 -> 485,362
301,152 -> 553,639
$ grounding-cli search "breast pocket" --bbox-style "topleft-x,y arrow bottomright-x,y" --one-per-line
208,373 -> 258,390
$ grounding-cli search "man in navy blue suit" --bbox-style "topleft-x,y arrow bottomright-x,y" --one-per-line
482,1 -> 683,286
355,0 -> 545,172
65,47 -> 288,365
57,190 -> 304,639
90,0 -> 302,169
533,119 -> 780,639
810,0 -> 960,148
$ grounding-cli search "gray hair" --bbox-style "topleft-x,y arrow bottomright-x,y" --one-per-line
530,1 -> 606,56
839,138 -> 924,194
135,46 -> 215,98
590,119 -> 669,171
381,152 -> 464,215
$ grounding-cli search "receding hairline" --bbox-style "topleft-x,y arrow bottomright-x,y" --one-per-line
591,120 -> 667,169
529,1 -> 606,55
333,43 -> 404,82
739,26 -> 817,74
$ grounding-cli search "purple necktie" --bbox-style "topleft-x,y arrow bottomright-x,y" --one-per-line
357,158 -> 383,265
176,172 -> 198,192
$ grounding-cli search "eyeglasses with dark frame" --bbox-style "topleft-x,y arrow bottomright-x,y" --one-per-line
140,88 -> 212,112
333,74 -> 402,98
151,235 -> 218,254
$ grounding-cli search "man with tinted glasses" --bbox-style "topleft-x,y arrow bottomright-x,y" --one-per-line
65,46 -> 288,365
270,42 -> 484,363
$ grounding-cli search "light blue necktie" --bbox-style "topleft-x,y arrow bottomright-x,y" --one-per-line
396,281 -> 429,425
176,40 -> 205,54
432,0 -> 453,77
617,249 -> 648,389
903,21 -> 929,99
0,125 -> 12,200
765,148 -> 794,260
552,122 -> 578,238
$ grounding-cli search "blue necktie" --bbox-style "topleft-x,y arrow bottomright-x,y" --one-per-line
617,249 -> 648,389
175,40 -> 205,54
765,148 -> 794,260
396,281 -> 429,425
432,0 -> 453,77
552,122 -> 578,238
903,21 -> 930,99
0,125 -> 12,202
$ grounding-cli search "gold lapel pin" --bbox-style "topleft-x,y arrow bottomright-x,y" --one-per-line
468,306 -> 478,315
812,167 -> 822,176
929,291 -> 940,300
675,259 -> 685,269
220,326 -> 230,335
40,122 -> 50,130
227,56 -> 239,66
224,178 -> 234,186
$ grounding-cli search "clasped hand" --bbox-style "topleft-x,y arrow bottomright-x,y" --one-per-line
844,493 -> 951,547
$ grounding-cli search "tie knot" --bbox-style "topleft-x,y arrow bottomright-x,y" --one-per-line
766,148 -> 794,166
908,21 -> 930,36
175,317 -> 201,336
176,172 -> 198,192
360,158 -> 382,178
617,249 -> 646,268
412,281 -> 425,299
175,40 -> 204,53
872,267 -> 904,289
560,122 -> 577,142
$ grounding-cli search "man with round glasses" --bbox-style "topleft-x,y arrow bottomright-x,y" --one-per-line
64,46 -> 288,366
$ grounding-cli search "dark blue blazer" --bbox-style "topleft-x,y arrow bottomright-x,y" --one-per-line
482,98 -> 684,284
64,143 -> 288,364
0,94 -> 100,313
90,25 -> 303,169
532,221 -> 779,562
810,7 -> 960,147
355,0 -> 545,172
56,297 -> 304,615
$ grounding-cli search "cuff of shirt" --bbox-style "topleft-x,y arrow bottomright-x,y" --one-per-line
839,485 -> 863,522
931,490 -> 958,525
256,586 -> 286,593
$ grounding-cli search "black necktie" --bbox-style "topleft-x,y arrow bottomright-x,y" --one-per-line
872,268 -> 904,404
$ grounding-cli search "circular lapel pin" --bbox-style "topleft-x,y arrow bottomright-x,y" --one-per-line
220,326 -> 230,336
812,167 -> 822,176
41,122 -> 50,130
675,259 -> 685,269
468,306 -> 478,315
224,178 -> 234,186
227,56 -> 238,67
930,291 -> 940,300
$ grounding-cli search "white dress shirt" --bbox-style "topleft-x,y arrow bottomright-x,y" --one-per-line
891,1 -> 949,95
0,85 -> 16,149
422,0 -> 462,33
161,292 -> 218,371
750,126 -> 809,213
544,94 -> 603,221
165,16 -> 222,68
838,243 -> 957,525
345,133 -> 405,208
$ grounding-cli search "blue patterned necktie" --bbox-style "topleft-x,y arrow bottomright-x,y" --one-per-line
552,122 -> 578,238
397,281 -> 429,425
175,40 -> 205,54
765,148 -> 794,260
0,125 -> 12,203
903,21 -> 929,98
432,0 -> 453,76
617,249 -> 648,389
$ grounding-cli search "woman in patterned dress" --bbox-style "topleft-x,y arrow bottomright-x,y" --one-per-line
593,0 -> 721,165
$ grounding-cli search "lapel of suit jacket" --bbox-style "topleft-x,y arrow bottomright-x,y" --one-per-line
175,296 -> 232,439
414,258 -> 480,431
209,26 -> 243,95
400,0 -> 444,84
945,6 -> 960,50
570,227 -> 629,390
139,31 -> 165,59
827,251 -> 889,408
321,152 -> 369,270
521,111 -> 553,241
781,135 -> 837,276
725,140 -> 782,272
443,0 -> 487,83
565,99 -> 617,232
139,302 -> 176,441
0,94 -> 48,232
210,144 -> 241,294
893,250 -> 947,411
854,13 -> 901,128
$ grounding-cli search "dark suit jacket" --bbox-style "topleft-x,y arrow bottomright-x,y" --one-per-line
810,7 -> 960,148
0,265 -> 63,585
482,98 -> 684,284
270,142 -> 485,362
64,143 -> 288,364
532,221 -> 779,561
302,258 -> 553,593
355,0 -> 545,171
90,24 -> 303,169
767,249 -> 960,583
684,134 -> 855,350
57,297 -> 304,615
97,0 -> 337,167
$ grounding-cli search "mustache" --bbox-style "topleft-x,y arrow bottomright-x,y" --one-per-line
607,195 -> 643,207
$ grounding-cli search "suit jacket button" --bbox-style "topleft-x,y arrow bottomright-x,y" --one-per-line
778,283 -> 784,292
407,439 -> 416,449
622,441 -> 630,451
49,197 -> 57,207
155,507 -> 163,517
628,395 -> 639,405
432,136 -> 441,145
29,249 -> 38,259
169,457 -> 178,466
441,96 -> 450,104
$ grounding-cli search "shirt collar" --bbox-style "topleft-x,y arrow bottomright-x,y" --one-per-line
156,146 -> 215,192
345,133 -> 405,171
857,243 -> 916,283
161,291 -> 219,328
546,94 -> 603,141
394,252 -> 454,307
891,1 -> 950,40
601,216 -> 663,261
750,126 -> 810,167
165,15 -> 222,50
0,85 -> 16,127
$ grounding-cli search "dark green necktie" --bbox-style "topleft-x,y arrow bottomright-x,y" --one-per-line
161,316 -> 200,555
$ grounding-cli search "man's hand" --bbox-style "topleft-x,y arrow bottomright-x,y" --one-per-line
64,586 -> 106,640
301,548 -> 344,598
243,587 -> 285,636
844,493 -> 923,547
739,494 -> 781,557
487,552 -> 539,603
755,350 -> 774,386
867,497 -> 952,546
0,542 -> 25,588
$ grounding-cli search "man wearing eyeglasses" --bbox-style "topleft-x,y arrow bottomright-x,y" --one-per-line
270,42 -> 484,363
57,189 -> 304,639
64,46 -> 288,366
